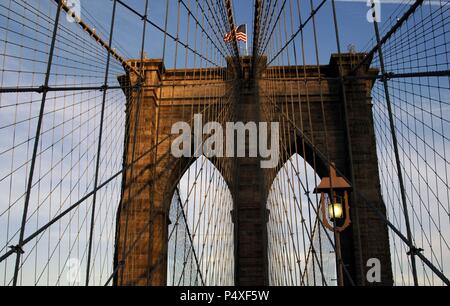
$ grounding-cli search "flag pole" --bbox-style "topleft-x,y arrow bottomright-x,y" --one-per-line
245,24 -> 249,56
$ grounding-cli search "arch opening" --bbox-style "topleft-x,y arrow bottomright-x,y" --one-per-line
167,156 -> 234,286
266,153 -> 337,286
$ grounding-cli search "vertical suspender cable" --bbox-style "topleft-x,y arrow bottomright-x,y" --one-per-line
86,0 -> 118,286
12,0 -> 62,287
330,0 -> 366,286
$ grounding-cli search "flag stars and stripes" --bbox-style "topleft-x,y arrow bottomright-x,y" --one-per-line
224,24 -> 247,43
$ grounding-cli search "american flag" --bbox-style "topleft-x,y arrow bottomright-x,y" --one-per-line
224,24 -> 247,43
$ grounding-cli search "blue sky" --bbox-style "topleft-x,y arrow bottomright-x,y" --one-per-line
78,0 -> 406,67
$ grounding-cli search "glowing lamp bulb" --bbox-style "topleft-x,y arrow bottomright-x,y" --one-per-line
328,202 -> 344,219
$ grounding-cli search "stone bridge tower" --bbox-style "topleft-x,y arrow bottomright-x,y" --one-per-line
114,54 -> 393,286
